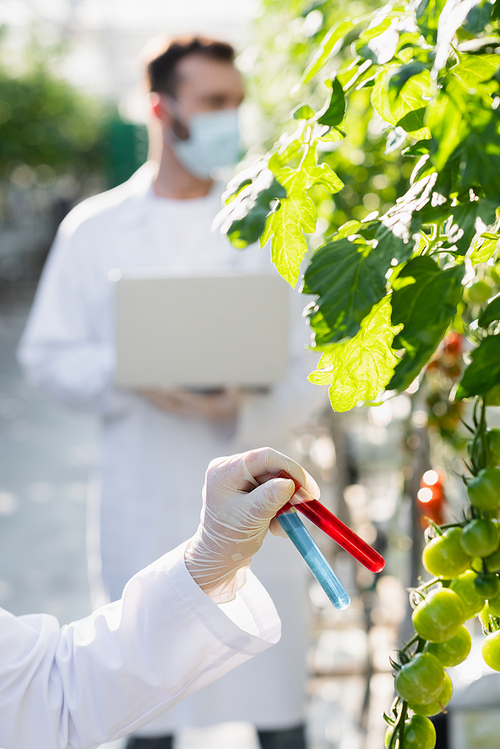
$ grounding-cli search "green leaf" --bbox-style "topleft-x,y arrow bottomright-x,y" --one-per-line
215,167 -> 286,249
296,19 -> 355,88
261,168 -> 316,286
460,121 -> 500,202
291,103 -> 315,120
455,334 -> 500,399
448,200 -> 498,255
372,67 -> 433,137
463,1 -> 492,33
470,232 -> 500,264
453,55 -> 500,90
302,235 -> 394,345
389,257 -> 464,390
426,81 -> 469,171
264,141 -> 343,286
478,294 -> 500,327
307,296 -> 403,412
317,78 -> 346,127
416,0 -> 448,42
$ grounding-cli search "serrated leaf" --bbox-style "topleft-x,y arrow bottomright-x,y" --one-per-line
307,296 -> 403,412
453,55 -> 500,90
470,232 -> 500,264
389,257 -> 464,390
262,169 -> 316,286
455,334 -> 500,398
302,235 -> 394,345
296,19 -> 355,88
317,77 -> 346,127
372,67 -> 433,137
300,145 -> 344,193
478,294 -> 500,327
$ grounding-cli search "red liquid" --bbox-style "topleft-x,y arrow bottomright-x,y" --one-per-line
275,471 -> 385,573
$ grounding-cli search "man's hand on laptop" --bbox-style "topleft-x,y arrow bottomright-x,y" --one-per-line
139,387 -> 241,421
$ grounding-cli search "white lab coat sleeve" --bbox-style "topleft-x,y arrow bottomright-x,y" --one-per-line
0,543 -> 280,749
233,288 -> 327,449
17,218 -> 130,416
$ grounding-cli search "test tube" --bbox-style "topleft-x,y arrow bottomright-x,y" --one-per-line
277,510 -> 350,610
277,471 -> 385,573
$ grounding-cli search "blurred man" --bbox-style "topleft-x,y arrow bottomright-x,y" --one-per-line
18,36 -> 325,749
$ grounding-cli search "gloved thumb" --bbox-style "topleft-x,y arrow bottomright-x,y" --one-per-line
261,477 -> 296,512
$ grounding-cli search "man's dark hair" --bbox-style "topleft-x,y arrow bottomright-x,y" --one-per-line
146,35 -> 235,98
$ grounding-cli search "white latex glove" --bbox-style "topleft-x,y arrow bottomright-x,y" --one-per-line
184,447 -> 320,603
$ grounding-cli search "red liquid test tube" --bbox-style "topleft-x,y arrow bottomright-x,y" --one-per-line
275,471 -> 385,573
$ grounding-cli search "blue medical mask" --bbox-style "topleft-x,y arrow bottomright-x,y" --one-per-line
164,99 -> 242,179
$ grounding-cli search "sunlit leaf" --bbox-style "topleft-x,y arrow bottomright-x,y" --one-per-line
261,168 -> 316,286
307,296 -> 403,412
453,55 -> 500,89
296,19 -> 355,88
470,232 -> 500,265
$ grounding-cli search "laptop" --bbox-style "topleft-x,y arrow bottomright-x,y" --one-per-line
113,271 -> 289,389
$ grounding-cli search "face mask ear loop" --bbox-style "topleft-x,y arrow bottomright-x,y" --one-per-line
160,94 -> 191,141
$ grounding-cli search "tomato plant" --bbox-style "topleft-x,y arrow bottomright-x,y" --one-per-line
425,626 -> 472,667
386,714 -> 437,748
407,672 -> 453,717
421,527 -> 471,578
219,0 -> 500,743
412,588 -> 465,642
394,653 -> 445,704
460,518 -> 499,557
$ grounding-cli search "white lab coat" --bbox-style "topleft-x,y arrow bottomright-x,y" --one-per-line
0,543 -> 280,749
18,163 -> 326,733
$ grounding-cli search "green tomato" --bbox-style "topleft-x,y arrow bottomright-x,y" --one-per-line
468,469 -> 500,511
461,519 -> 499,557
412,588 -> 465,643
482,630 -> 500,671
408,672 -> 453,717
425,625 -> 472,667
474,573 -> 500,599
485,547 -> 500,573
487,592 -> 500,616
385,715 -> 437,749
450,570 -> 486,619
467,280 -> 494,303
395,653 -> 445,704
486,429 -> 500,467
422,528 -> 472,579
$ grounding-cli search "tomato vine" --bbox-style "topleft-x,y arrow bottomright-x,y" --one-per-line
215,0 -> 500,745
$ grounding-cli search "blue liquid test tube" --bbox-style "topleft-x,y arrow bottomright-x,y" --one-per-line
278,510 -> 350,610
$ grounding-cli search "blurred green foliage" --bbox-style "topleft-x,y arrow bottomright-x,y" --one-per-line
0,32 -> 107,181
248,0 -> 410,235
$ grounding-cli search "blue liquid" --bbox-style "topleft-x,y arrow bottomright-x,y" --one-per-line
278,511 -> 350,610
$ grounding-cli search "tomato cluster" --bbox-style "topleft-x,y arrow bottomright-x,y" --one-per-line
385,418 -> 500,749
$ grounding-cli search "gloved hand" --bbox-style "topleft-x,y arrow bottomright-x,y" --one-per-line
184,447 -> 320,603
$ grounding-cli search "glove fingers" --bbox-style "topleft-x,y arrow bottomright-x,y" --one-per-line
250,477 -> 296,518
245,448 -> 320,499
